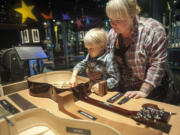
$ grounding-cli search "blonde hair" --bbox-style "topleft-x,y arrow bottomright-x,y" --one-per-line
84,28 -> 107,48
106,0 -> 140,20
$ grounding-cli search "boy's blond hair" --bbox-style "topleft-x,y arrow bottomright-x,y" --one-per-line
106,0 -> 140,21
84,28 -> 107,48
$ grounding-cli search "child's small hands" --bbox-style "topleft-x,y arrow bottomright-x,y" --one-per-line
91,83 -> 100,94
69,76 -> 78,87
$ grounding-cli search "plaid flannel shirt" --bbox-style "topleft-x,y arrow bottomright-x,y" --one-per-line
73,52 -> 120,89
107,17 -> 167,88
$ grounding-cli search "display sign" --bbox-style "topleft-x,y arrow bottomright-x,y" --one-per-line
15,46 -> 47,60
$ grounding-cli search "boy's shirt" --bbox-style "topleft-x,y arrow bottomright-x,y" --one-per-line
73,51 -> 120,89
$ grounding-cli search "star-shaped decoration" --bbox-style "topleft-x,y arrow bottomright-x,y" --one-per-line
14,0 -> 37,23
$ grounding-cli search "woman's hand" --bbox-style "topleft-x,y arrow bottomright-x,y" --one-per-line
87,69 -> 102,81
91,83 -> 100,95
124,91 -> 148,99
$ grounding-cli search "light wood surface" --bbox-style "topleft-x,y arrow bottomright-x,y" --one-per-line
87,91 -> 180,135
58,91 -> 162,135
0,89 -> 180,135
0,108 -> 122,135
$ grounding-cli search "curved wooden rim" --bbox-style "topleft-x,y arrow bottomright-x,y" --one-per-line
28,71 -> 89,90
28,71 -> 89,82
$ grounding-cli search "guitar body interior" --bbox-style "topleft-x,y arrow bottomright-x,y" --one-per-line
28,71 -> 89,102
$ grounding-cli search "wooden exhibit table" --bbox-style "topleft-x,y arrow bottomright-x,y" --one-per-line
0,89 -> 180,135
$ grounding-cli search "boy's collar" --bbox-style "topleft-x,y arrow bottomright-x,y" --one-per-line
89,50 -> 106,59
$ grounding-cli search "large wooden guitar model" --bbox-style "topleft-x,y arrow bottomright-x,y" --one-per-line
28,71 -> 173,134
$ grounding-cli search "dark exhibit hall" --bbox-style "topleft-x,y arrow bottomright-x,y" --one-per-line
0,0 -> 180,135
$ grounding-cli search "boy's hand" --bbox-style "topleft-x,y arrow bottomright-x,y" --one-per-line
91,83 -> 100,95
69,76 -> 78,87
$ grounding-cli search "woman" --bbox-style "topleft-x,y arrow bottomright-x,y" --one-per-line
89,0 -> 168,101
106,0 -> 167,100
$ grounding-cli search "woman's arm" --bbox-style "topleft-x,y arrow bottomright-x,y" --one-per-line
125,26 -> 167,99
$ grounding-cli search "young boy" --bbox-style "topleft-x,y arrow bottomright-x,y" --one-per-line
70,28 -> 120,93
